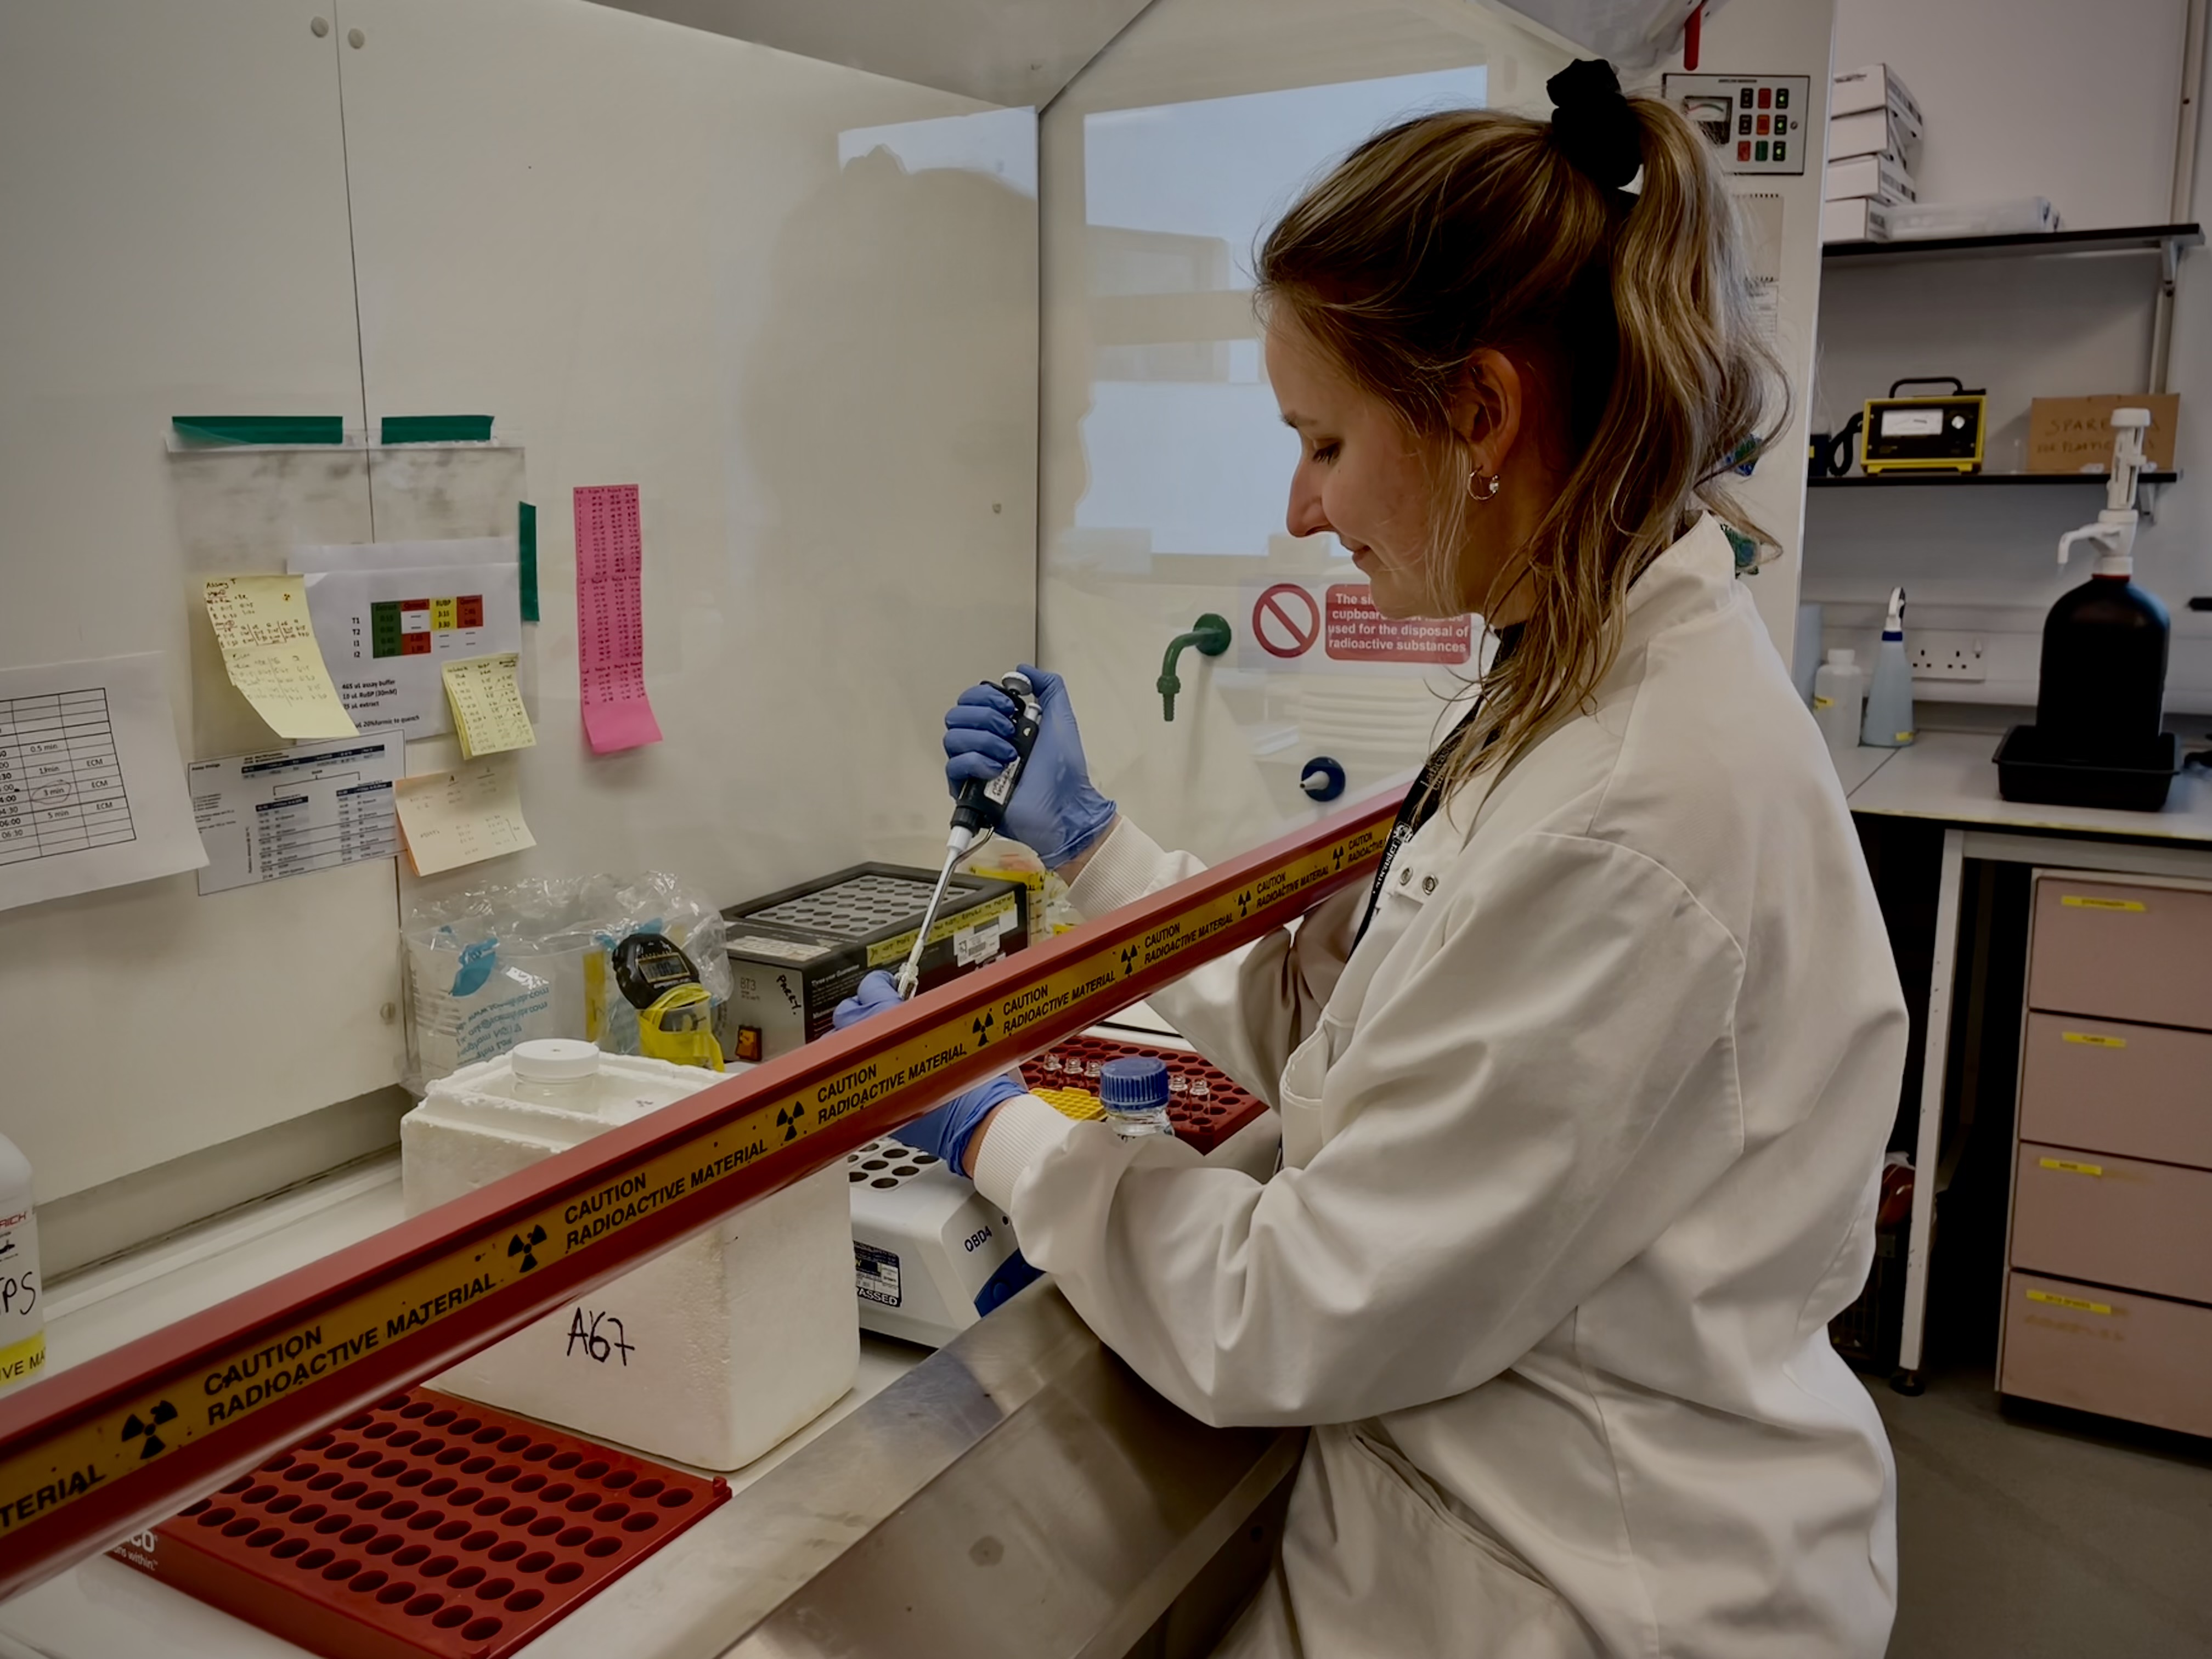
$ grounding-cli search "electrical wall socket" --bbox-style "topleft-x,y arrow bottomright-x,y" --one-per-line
1909,633 -> 1987,681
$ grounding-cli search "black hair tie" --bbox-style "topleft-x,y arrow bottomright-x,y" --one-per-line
1548,58 -> 1642,190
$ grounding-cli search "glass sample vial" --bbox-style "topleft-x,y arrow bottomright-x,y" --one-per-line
1098,1056 -> 1176,1141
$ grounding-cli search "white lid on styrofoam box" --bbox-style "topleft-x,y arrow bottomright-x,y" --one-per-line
417,1046 -> 741,1145
511,1039 -> 602,1084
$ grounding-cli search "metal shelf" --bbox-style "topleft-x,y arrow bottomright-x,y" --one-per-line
1809,471 -> 2181,489
1824,223 -> 2202,265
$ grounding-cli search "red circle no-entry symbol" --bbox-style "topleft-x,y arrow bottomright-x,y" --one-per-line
1252,583 -> 1321,659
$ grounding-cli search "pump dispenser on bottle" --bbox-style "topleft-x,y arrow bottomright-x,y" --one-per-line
1997,409 -> 2177,810
1861,588 -> 1916,749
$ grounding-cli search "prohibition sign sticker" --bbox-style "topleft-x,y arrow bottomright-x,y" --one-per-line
1253,583 -> 1322,659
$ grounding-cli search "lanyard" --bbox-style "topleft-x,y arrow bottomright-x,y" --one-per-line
1353,625 -> 1520,947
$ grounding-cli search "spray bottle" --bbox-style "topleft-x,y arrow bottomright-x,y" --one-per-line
1861,587 -> 1916,749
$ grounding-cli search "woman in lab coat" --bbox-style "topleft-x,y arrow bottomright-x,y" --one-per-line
847,60 -> 1907,1659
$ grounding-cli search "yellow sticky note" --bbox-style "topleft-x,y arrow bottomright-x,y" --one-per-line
2061,1031 -> 2127,1049
2061,895 -> 2146,912
393,759 -> 535,876
442,653 -> 535,757
202,574 -> 357,740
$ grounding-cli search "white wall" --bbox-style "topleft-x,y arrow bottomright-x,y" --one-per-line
0,0 -> 1038,1206
1809,0 -> 2212,714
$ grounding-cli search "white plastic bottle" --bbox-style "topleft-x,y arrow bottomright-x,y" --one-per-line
1813,649 -> 1866,755
1862,586 -> 1917,749
0,1132 -> 44,1398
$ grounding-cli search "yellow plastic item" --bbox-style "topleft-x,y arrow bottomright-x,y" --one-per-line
1031,1085 -> 1105,1122
637,983 -> 724,1071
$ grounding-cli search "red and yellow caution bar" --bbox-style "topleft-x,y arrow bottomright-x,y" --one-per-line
0,793 -> 1401,1595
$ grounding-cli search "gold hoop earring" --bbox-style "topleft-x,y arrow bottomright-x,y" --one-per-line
1468,470 -> 1503,503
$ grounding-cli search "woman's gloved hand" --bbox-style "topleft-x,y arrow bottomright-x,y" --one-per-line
831,970 -> 1024,1173
943,664 -> 1116,870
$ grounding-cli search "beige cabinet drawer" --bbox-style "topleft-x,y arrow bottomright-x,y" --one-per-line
2001,1272 -> 2212,1438
2029,878 -> 2212,1030
2011,1143 -> 2212,1305
2020,1013 -> 2212,1170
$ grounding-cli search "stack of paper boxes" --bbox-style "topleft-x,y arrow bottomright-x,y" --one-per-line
1822,64 -> 1922,244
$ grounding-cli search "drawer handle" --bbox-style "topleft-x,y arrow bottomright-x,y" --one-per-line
2061,1032 -> 2128,1049
2060,895 -> 2147,912
2027,1288 -> 2113,1315
2039,1157 -> 2104,1177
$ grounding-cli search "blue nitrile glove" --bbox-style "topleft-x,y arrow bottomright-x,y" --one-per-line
831,970 -> 1024,1172
942,664 -> 1117,870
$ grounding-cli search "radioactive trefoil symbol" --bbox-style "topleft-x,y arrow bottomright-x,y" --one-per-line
121,1399 -> 178,1460
776,1103 -> 807,1142
507,1224 -> 548,1272
1333,845 -> 1344,871
1119,945 -> 1138,977
1236,889 -> 1251,919
972,1011 -> 995,1047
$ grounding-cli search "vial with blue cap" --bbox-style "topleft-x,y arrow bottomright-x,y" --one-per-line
1098,1056 -> 1176,1141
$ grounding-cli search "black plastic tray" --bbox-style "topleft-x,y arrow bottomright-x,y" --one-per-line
1994,726 -> 2177,812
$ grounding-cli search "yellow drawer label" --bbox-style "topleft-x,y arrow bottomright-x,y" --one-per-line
2027,1288 -> 2112,1315
2061,1032 -> 2127,1049
2060,895 -> 2146,912
2039,1156 -> 2104,1177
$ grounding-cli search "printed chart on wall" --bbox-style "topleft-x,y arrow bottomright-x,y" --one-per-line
1238,579 -> 1474,677
189,735 -> 403,895
290,539 -> 523,738
574,485 -> 661,754
0,653 -> 205,911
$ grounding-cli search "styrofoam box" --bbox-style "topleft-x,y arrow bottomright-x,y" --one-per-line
1825,151 -> 1915,205
402,1045 -> 858,1471
1822,197 -> 1894,244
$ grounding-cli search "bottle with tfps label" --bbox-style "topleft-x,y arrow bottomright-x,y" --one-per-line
0,1131 -> 43,1397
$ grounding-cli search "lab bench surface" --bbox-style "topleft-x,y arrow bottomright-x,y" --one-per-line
1836,728 -> 2212,1394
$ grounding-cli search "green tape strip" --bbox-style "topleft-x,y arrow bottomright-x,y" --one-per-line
518,501 -> 539,623
380,415 -> 494,444
172,416 -> 344,447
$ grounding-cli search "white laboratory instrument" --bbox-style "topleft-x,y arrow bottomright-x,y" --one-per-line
847,1136 -> 1034,1347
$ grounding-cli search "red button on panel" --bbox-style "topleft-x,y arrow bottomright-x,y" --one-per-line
1737,140 -> 1752,161
1757,86 -> 1773,108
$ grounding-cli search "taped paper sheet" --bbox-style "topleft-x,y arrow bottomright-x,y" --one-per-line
189,734 -> 402,895
443,653 -> 535,756
295,557 -> 523,738
0,652 -> 206,911
396,758 -> 536,876
573,484 -> 662,753
201,575 -> 358,740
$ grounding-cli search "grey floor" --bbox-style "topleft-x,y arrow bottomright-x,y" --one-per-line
1875,1367 -> 2212,1656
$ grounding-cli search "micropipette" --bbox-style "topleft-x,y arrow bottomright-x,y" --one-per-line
894,670 -> 1043,1000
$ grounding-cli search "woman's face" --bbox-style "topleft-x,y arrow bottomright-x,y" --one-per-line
1267,317 -> 1447,619
1267,314 -> 1551,625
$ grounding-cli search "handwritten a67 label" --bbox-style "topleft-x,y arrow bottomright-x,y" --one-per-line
564,1307 -> 635,1368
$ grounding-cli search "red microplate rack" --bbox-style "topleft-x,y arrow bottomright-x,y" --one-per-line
1021,1034 -> 1265,1155
110,1387 -> 727,1659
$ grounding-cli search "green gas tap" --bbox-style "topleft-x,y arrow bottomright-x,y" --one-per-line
1158,613 -> 1231,721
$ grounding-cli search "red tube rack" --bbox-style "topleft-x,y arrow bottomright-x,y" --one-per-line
108,1388 -> 726,1659
1023,1036 -> 1266,1155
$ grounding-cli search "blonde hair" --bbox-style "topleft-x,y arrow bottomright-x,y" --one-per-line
1257,95 -> 1780,800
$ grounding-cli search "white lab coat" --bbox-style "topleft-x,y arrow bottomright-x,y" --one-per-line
972,517 -> 1906,1658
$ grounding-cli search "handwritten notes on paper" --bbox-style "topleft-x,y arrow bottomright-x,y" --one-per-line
573,485 -> 662,754
202,575 -> 357,740
394,759 -> 535,876
442,653 -> 534,757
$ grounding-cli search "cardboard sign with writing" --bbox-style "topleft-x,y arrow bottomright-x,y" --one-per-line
2028,394 -> 2180,474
